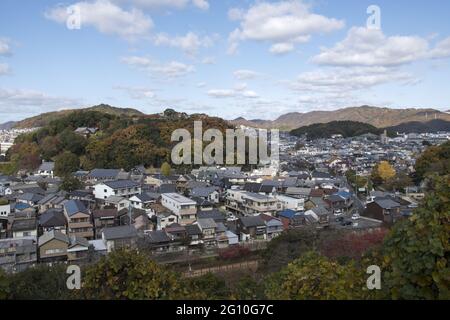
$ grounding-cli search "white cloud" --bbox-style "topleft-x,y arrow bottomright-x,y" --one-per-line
153,32 -> 213,55
228,1 -> 344,54
192,0 -> 209,10
114,85 -> 156,99
429,37 -> 450,59
0,63 -> 10,75
288,66 -> 418,93
45,0 -> 154,40
0,88 -> 81,114
269,42 -> 295,55
0,39 -> 11,56
312,27 -> 431,67
208,84 -> 259,99
121,56 -> 195,78
111,0 -> 208,10
201,57 -> 216,64
233,69 -> 261,80
196,82 -> 207,88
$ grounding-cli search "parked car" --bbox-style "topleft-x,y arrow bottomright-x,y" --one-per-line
341,221 -> 352,226
351,213 -> 360,220
333,209 -> 343,216
335,216 -> 344,222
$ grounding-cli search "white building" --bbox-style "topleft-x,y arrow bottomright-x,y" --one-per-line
0,202 -> 10,218
161,193 -> 197,225
94,180 -> 141,200
276,195 -> 305,211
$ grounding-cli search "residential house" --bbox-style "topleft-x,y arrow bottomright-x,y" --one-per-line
363,198 -> 401,224
190,186 -> 220,204
64,200 -> 94,240
259,214 -> 283,239
196,218 -> 217,247
94,180 -> 141,200
36,161 -> 55,178
276,194 -> 305,211
11,215 -> 38,239
38,230 -> 69,262
92,208 -> 118,239
102,225 -> 138,253
67,236 -> 91,262
161,193 -> 197,225
237,215 -> 267,241
38,209 -> 67,234
0,238 -> 37,272
86,169 -> 121,184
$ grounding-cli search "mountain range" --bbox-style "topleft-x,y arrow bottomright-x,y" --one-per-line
231,106 -> 450,130
1,105 -> 450,132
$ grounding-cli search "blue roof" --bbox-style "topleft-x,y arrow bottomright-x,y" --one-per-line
64,200 -> 88,217
336,191 -> 351,200
278,209 -> 296,219
14,203 -> 30,210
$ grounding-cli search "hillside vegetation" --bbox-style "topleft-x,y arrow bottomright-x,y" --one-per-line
4,108 -> 230,174
290,121 -> 381,139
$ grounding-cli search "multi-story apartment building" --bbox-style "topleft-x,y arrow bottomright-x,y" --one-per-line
161,193 -> 197,225
226,189 -> 281,216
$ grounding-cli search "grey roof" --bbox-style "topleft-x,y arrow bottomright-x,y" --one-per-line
133,193 -> 154,202
185,224 -> 202,236
11,218 -> 37,231
197,218 -> 217,230
17,193 -> 44,203
197,210 -> 226,223
39,209 -> 66,227
375,199 -> 401,209
147,230 -> 171,244
88,169 -> 120,179
104,180 -> 140,189
239,215 -> 266,228
215,222 -> 227,233
38,162 -> 55,172
190,186 -> 217,198
64,199 -> 89,217
69,236 -> 90,248
38,230 -> 69,246
103,225 -> 137,240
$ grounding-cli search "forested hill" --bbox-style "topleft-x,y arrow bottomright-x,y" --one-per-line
290,121 -> 382,139
2,108 -> 230,174
13,104 -> 145,128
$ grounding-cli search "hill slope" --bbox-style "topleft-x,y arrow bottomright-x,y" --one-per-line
231,106 -> 450,130
385,119 -> 450,134
14,104 -> 144,128
290,121 -> 381,139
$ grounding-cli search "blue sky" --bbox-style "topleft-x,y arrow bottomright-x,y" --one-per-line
1,0 -> 450,122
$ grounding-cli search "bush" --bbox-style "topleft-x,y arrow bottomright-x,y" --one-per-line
218,245 -> 251,260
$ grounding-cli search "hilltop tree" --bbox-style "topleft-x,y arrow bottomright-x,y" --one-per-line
54,151 -> 80,177
415,141 -> 450,182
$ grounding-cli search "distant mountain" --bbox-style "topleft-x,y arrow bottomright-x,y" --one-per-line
290,119 -> 450,140
385,119 -> 450,134
14,104 -> 144,128
290,121 -> 381,139
231,106 -> 450,130
0,121 -> 17,130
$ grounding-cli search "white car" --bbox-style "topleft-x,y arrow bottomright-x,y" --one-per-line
351,213 -> 360,220
334,210 -> 343,216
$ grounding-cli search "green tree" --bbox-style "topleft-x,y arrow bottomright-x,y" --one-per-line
7,264 -> 73,299
415,141 -> 450,181
80,249 -> 188,299
382,174 -> 450,299
0,269 -> 10,299
54,151 -> 80,177
187,273 -> 230,300
60,176 -> 83,192
161,162 -> 171,177
264,251 -> 369,300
